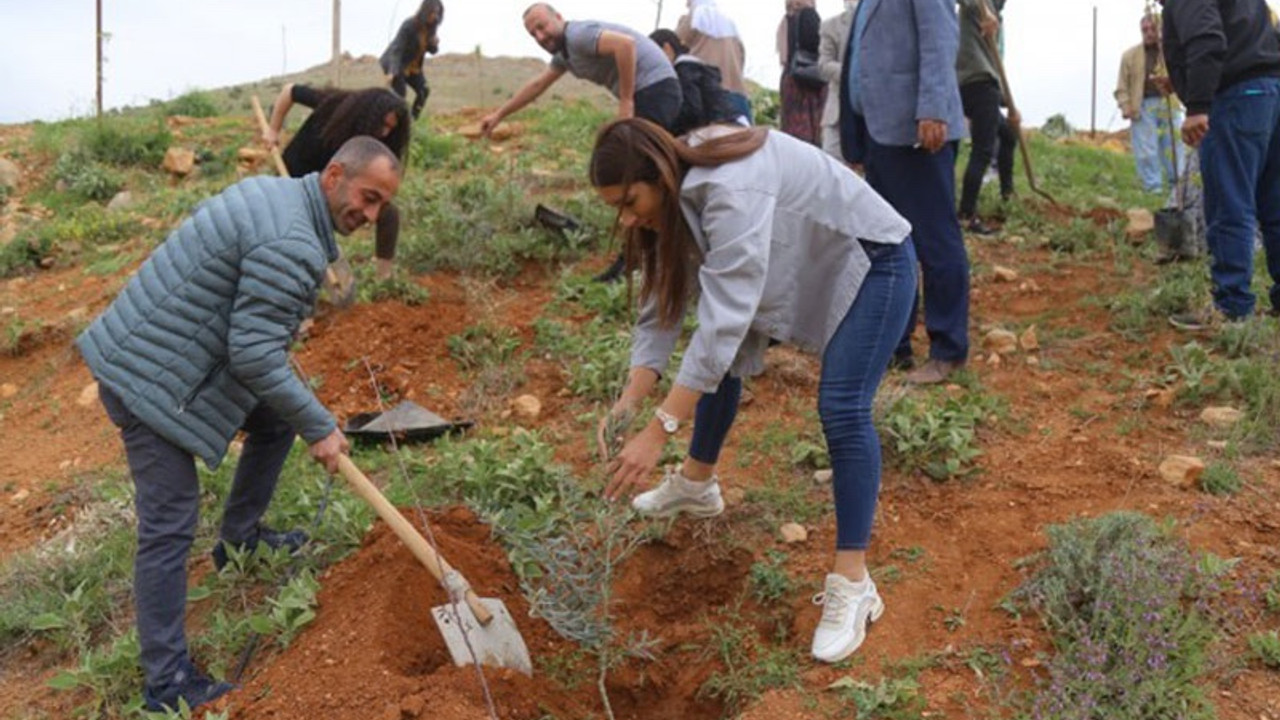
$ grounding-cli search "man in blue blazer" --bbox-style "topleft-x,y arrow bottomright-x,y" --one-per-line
839,0 -> 971,384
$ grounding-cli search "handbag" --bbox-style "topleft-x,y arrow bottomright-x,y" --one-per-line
786,11 -> 826,91
788,48 -> 827,90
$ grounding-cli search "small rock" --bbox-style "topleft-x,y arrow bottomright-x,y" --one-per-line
812,469 -> 833,484
58,460 -> 72,471
0,158 -> 21,189
1207,440 -> 1228,450
511,394 -> 542,421
1026,356 -> 1041,367
1145,387 -> 1175,409
1159,455 -> 1206,488
723,486 -> 746,506
1019,325 -> 1040,352
1008,235 -> 1025,245
992,265 -> 1019,282
162,147 -> 196,176
0,383 -> 17,399
1072,435 -> 1090,443
779,522 -> 808,544
76,382 -> 99,408
65,306 -> 89,325
106,190 -> 134,212
1200,406 -> 1244,428
987,352 -> 1002,367
1126,208 -> 1154,240
982,328 -> 1018,355
10,488 -> 30,504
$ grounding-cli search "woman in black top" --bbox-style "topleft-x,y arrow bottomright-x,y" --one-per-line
265,85 -> 411,279
649,28 -> 744,136
776,0 -> 825,145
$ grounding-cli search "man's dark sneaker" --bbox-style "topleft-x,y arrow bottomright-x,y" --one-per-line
143,658 -> 234,712
962,216 -> 998,236
593,253 -> 626,283
212,525 -> 309,571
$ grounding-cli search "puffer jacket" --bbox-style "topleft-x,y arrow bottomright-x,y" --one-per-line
76,173 -> 339,469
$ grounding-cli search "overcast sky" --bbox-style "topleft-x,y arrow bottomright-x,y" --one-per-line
2,0 -> 1151,130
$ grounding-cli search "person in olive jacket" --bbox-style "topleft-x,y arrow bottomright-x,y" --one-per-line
76,137 -> 401,714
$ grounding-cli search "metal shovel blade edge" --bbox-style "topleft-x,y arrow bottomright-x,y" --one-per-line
430,597 -> 533,676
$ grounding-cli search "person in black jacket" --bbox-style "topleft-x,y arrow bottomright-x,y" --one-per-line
380,0 -> 445,119
265,85 -> 411,280
1160,0 -> 1280,329
777,0 -> 825,145
649,28 -> 746,136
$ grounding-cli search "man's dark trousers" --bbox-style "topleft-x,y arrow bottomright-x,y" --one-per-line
99,385 -> 296,689
1200,76 -> 1280,318
863,138 -> 970,363
959,78 -> 1016,217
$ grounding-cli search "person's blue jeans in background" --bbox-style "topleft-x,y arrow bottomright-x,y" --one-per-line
1132,95 -> 1187,193
688,239 -> 917,550
1200,76 -> 1280,319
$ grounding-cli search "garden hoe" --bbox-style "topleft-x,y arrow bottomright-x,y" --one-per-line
250,94 -> 356,308
335,455 -> 533,675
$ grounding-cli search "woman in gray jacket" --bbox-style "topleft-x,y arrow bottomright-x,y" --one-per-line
590,118 -> 915,663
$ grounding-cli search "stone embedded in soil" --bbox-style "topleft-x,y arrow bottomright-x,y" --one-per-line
982,328 -> 1018,355
1200,406 -> 1244,428
1026,355 -> 1041,367
723,486 -> 746,506
106,191 -> 134,212
813,468 -> 833,484
1145,387 -> 1175,409
1159,455 -> 1205,488
1126,208 -> 1154,240
992,265 -> 1019,282
76,382 -> 99,408
510,394 -> 542,420
0,157 -> 21,188
986,352 -> 1002,366
1019,325 -> 1040,352
10,488 -> 29,504
779,522 -> 808,544
0,383 -> 17,399
162,147 -> 196,176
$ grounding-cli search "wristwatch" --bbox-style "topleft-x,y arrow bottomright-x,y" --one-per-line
654,407 -> 680,435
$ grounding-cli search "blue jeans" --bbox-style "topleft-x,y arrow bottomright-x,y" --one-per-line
1132,96 -> 1186,193
689,239 -> 917,549
99,385 -> 296,688
1200,76 -> 1280,318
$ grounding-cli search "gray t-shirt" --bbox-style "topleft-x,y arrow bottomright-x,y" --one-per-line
550,20 -> 676,96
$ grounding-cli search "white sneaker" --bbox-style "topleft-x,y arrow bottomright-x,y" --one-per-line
631,468 -> 725,518
811,573 -> 884,663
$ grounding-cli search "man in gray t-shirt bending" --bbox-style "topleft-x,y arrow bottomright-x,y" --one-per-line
480,3 -> 682,136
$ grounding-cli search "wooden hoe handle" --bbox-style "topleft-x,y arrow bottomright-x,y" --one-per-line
336,455 -> 494,625
250,95 -> 291,178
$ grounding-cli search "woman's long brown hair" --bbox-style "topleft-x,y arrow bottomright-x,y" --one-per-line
588,119 -> 768,327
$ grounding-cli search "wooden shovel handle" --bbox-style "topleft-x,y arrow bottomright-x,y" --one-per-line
336,455 -> 494,625
250,95 -> 291,178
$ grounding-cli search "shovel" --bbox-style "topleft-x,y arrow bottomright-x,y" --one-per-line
335,455 -> 533,675
250,94 -> 356,309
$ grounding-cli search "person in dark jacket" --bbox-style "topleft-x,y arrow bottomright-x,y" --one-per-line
379,0 -> 444,119
1160,0 -> 1280,329
649,28 -> 746,135
76,137 -> 401,714
777,0 -> 826,144
265,85 -> 410,280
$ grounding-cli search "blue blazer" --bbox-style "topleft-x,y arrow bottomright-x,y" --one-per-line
839,0 -> 966,162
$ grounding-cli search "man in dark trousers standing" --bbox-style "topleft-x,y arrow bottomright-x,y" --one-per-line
839,0 -> 970,384
956,0 -> 1019,235
77,137 -> 401,713
1161,0 -> 1280,330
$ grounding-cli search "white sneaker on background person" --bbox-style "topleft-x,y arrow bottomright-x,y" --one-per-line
631,467 -> 725,517
811,572 -> 884,663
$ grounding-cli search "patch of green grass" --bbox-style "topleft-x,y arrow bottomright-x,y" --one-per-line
1248,630 -> 1280,669
81,116 -> 173,167
1198,461 -> 1243,496
165,90 -> 221,118
748,550 -> 793,605
698,604 -> 801,715
827,674 -> 926,719
878,382 -> 1004,481
1,205 -> 142,276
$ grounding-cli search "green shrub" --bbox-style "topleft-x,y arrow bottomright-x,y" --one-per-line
1199,462 -> 1242,496
53,149 -> 123,202
166,90 -> 220,118
879,383 -> 1002,480
1249,630 -> 1280,669
82,118 -> 172,167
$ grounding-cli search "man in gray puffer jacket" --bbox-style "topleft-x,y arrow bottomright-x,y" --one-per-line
76,136 -> 400,713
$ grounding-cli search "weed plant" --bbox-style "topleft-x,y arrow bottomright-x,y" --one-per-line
165,91 -> 221,118
1198,462 -> 1243,496
53,149 -> 124,202
0,204 -> 141,276
1012,512 -> 1224,720
1249,631 -> 1280,668
82,117 -> 173,167
698,603 -> 800,715
828,675 -> 926,719
878,381 -> 1003,480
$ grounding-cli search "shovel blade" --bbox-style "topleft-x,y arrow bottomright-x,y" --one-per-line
431,598 -> 533,676
322,257 -> 356,309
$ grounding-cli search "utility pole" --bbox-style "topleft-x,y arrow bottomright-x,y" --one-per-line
653,0 -> 663,31
1091,6 -> 1098,137
96,0 -> 104,118
332,0 -> 342,85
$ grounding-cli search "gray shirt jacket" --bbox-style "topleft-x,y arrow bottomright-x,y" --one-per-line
631,128 -> 912,393
551,20 -> 677,96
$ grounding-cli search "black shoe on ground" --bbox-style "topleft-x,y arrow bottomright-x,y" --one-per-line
888,353 -> 915,372
212,525 -> 309,571
143,659 -> 234,712
593,253 -> 626,283
962,216 -> 998,236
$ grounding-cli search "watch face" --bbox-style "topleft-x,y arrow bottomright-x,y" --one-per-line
662,418 -> 678,433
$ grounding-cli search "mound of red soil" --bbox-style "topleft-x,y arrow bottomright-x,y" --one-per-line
231,507 -> 753,720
